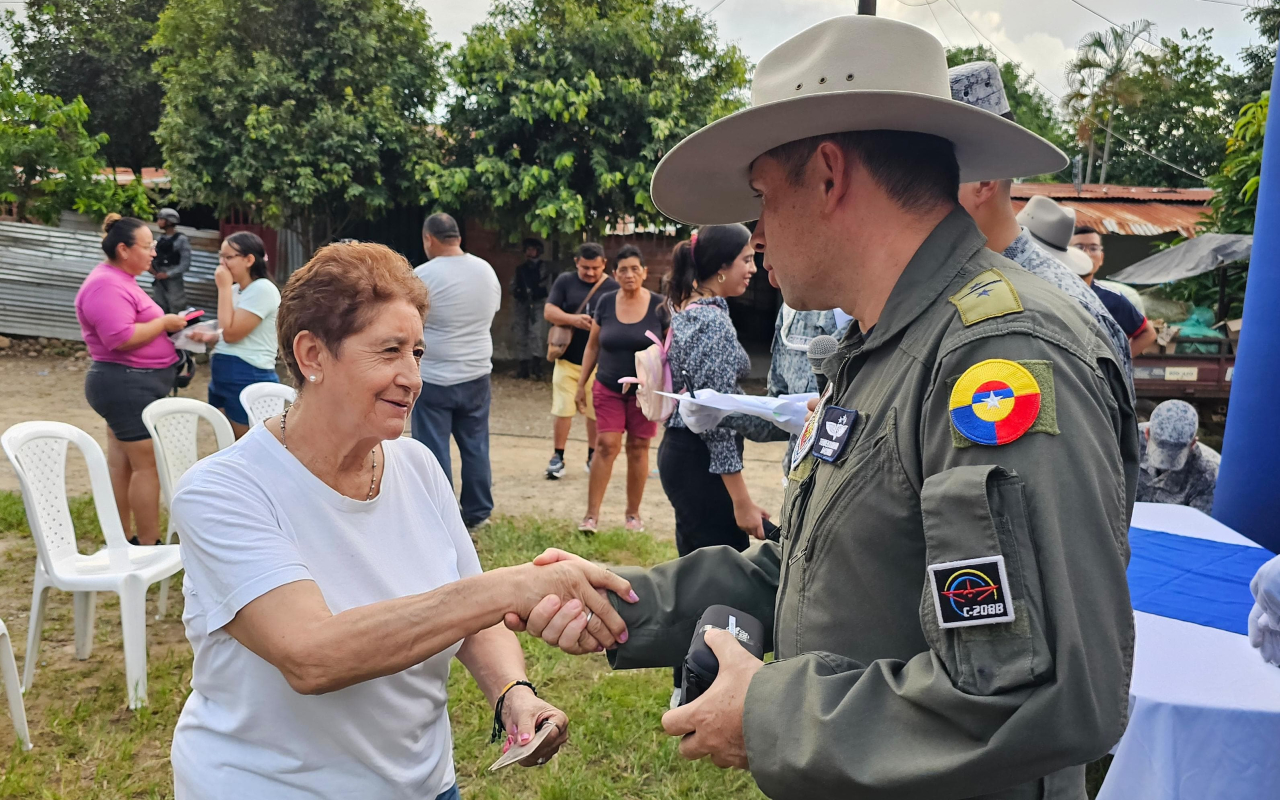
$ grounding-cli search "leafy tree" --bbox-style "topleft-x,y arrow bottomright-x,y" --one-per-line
945,45 -> 1072,182
1100,29 -> 1238,188
435,0 -> 749,246
152,0 -> 446,253
3,0 -> 165,176
1064,19 -> 1154,184
1241,0 -> 1280,101
0,63 -> 151,224
1161,94 -> 1265,317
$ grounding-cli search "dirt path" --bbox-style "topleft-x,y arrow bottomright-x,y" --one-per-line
0,356 -> 790,541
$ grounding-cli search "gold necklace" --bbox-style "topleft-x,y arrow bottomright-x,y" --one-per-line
280,406 -> 378,501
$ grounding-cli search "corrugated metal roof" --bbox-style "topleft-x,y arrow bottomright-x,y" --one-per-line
0,221 -> 218,341
1011,183 -> 1214,202
1011,192 -> 1210,238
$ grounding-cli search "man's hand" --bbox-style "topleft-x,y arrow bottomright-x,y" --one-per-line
572,313 -> 594,331
155,271 -> 169,280
661,628 -> 763,769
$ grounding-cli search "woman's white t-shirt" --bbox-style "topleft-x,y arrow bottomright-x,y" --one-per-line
169,425 -> 482,799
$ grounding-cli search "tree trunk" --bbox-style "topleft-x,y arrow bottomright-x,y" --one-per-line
1099,98 -> 1117,185
1085,130 -> 1096,185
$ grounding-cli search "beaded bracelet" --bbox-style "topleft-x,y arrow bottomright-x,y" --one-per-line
490,680 -> 537,743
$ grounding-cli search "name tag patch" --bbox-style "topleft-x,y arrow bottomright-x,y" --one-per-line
790,384 -> 832,472
813,406 -> 857,463
928,556 -> 1015,628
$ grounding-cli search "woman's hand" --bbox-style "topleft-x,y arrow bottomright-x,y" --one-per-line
575,386 -> 588,415
161,313 -> 188,333
734,500 -> 771,541
214,262 -> 234,291
500,686 -> 570,767
507,553 -> 637,649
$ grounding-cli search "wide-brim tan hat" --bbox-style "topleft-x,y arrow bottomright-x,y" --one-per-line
650,16 -> 1068,225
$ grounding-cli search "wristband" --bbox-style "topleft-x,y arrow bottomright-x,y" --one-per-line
490,680 -> 537,743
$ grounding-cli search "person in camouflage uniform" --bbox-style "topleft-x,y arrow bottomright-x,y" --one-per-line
948,61 -> 1134,387
511,238 -> 551,379
1138,399 -> 1220,514
151,208 -> 192,313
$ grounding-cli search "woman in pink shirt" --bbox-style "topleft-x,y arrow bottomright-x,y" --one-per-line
75,214 -> 187,545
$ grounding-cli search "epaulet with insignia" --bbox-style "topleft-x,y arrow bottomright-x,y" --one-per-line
949,269 -> 1023,326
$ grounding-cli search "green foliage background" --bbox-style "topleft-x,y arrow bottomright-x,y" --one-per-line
434,0 -> 750,246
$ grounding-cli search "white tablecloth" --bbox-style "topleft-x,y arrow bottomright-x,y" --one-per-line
1098,503 -> 1280,799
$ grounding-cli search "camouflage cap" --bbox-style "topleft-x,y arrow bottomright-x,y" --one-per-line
947,61 -> 1012,119
1148,400 -> 1199,471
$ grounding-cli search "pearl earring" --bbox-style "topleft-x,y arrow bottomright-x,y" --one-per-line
308,375 -> 317,383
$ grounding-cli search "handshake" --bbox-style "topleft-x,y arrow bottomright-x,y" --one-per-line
501,548 -> 764,771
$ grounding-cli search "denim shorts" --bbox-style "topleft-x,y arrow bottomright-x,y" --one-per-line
207,353 -> 279,425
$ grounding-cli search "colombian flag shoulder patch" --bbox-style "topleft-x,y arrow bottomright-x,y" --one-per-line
948,358 -> 1049,447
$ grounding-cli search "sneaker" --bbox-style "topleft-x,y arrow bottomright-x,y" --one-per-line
578,516 -> 598,534
466,518 -> 491,531
584,458 -> 593,475
625,515 -> 645,533
546,453 -> 566,479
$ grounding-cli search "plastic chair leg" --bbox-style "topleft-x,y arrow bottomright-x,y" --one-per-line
0,625 -> 31,750
22,581 -> 50,693
118,576 -> 149,710
156,521 -> 177,620
73,591 -> 97,660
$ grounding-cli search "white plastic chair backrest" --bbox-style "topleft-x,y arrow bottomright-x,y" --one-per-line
142,398 -> 235,507
239,382 -> 296,428
1,421 -> 130,574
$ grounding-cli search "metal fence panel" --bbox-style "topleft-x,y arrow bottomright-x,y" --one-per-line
0,221 -> 219,341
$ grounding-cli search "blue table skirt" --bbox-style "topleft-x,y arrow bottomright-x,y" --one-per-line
1127,526 -> 1275,635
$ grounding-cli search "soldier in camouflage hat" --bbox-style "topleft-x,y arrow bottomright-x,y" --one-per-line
1138,399 -> 1220,513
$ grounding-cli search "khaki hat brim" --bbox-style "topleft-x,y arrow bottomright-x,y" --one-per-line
651,90 -> 1068,225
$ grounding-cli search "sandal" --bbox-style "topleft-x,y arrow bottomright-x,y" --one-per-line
578,516 -> 598,534
625,515 -> 645,533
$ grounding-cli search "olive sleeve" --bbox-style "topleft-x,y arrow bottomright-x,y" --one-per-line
606,543 -> 781,671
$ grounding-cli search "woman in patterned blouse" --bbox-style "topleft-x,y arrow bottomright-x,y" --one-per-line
660,224 -> 777,558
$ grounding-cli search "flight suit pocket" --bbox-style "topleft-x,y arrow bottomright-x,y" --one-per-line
919,465 -> 1052,697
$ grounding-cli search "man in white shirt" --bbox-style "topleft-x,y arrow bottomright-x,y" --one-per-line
411,212 -> 502,528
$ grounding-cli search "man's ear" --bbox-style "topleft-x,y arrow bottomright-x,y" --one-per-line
975,181 -> 1000,207
814,140 -> 852,214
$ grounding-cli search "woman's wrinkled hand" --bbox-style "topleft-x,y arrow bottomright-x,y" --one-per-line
504,552 -> 634,652
500,687 -> 570,767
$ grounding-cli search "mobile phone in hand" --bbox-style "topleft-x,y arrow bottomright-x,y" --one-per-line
181,308 -> 205,323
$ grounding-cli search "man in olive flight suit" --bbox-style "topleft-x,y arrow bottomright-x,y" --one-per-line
513,17 -> 1137,800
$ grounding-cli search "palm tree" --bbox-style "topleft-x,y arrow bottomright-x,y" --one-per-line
1064,19 -> 1155,184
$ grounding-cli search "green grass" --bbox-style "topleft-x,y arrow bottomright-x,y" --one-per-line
0,498 -> 762,799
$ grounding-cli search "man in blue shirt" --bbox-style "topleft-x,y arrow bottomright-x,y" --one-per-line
1070,225 -> 1158,358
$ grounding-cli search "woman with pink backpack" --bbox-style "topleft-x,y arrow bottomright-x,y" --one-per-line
573,245 -> 670,533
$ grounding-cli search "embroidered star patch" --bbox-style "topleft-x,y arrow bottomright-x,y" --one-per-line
948,269 -> 1023,326
947,359 -> 1058,448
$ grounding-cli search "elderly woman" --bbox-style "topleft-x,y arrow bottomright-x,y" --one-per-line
75,214 -> 187,545
170,243 -> 634,799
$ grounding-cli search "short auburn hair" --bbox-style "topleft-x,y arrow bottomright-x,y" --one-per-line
277,242 -> 429,386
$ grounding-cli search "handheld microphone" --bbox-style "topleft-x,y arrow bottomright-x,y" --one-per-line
679,605 -> 766,706
806,334 -> 840,394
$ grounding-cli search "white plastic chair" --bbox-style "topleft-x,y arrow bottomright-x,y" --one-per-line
1,421 -> 184,710
142,398 -> 234,619
239,382 -> 296,428
0,618 -> 31,750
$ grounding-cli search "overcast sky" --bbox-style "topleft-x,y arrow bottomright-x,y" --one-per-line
420,0 -> 1265,101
